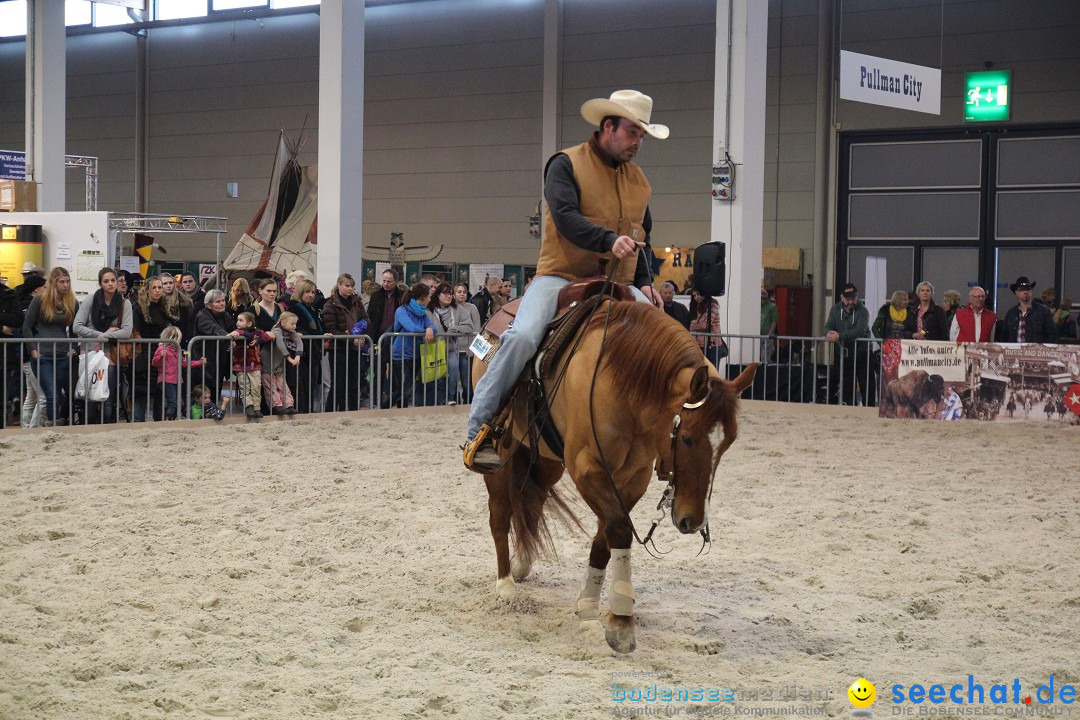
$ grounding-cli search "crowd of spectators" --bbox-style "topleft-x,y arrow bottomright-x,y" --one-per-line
0,264 -> 510,430
3,261 -> 1075,428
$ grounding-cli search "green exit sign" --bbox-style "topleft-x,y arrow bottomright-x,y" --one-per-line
964,70 -> 1011,122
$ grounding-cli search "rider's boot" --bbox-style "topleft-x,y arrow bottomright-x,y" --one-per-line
463,422 -> 502,473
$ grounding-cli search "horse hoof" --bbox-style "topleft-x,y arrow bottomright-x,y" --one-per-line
495,576 -> 516,602
510,555 -> 532,582
604,614 -> 637,653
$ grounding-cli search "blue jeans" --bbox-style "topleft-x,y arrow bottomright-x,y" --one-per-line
447,350 -> 471,404
163,382 -> 179,418
465,275 -> 649,440
35,354 -> 71,423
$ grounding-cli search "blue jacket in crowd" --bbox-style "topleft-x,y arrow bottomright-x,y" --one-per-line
391,300 -> 436,360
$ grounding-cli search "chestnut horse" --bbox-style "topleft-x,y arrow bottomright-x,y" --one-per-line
475,299 -> 757,653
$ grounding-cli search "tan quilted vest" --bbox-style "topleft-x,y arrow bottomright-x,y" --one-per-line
537,141 -> 651,284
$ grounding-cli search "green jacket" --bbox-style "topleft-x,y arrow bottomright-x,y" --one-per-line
824,300 -> 870,347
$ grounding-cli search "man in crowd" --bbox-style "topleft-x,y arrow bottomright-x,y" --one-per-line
470,275 -> 503,326
464,89 -> 666,471
760,288 -> 779,362
824,282 -> 875,406
20,262 -> 46,282
950,286 -> 996,343
1000,276 -> 1057,343
659,281 -> 689,328
368,268 -> 406,407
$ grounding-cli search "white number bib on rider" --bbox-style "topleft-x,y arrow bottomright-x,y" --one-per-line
469,333 -> 493,360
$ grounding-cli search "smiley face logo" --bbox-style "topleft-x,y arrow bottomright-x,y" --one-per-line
848,678 -> 876,708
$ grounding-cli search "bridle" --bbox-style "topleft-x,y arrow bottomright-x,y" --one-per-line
645,383 -> 714,554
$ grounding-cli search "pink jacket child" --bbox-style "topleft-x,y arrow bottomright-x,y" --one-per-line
152,344 -> 205,384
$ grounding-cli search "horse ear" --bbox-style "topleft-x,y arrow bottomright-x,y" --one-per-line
688,364 -> 711,405
730,362 -> 758,394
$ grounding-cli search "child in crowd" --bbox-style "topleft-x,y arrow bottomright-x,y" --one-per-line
264,311 -> 302,415
190,383 -> 226,420
233,311 -> 271,419
151,326 -> 204,421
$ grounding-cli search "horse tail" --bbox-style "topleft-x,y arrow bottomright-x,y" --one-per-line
507,455 -> 584,568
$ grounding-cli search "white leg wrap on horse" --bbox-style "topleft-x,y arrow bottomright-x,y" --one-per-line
608,549 -> 635,616
575,565 -> 606,620
495,576 -> 515,601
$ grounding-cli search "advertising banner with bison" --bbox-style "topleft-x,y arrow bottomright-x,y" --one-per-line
879,339 -> 1080,425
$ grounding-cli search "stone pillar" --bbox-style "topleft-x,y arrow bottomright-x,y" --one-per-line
318,0 -> 365,291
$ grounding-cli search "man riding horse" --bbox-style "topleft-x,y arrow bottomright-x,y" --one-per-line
463,89 -> 668,471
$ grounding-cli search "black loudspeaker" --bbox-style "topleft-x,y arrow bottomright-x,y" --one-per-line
692,241 -> 726,297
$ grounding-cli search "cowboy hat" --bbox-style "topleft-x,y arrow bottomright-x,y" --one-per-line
20,261 -> 46,276
580,90 -> 670,139
1010,275 -> 1036,293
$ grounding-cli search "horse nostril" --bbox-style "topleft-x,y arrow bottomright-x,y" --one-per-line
678,517 -> 693,534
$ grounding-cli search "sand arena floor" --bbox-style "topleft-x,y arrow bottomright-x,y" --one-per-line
1,402 -> 1078,719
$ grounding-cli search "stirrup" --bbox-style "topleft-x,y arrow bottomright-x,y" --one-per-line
462,423 -> 503,473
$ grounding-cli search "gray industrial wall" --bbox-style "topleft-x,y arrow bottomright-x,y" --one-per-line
1,0 -> 1078,272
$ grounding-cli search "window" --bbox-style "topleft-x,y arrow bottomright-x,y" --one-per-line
157,0 -> 209,20
271,0 -> 318,7
0,1 -> 27,37
212,0 -> 268,10
66,0 -> 91,27
93,3 -> 135,26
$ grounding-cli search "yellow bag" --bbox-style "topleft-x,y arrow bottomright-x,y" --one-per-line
419,338 -> 448,383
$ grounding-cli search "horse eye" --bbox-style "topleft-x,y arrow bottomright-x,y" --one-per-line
681,436 -> 694,448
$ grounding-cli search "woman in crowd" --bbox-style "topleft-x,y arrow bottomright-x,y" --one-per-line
424,282 -> 469,405
73,266 -> 133,424
252,278 -> 282,413
193,288 -> 239,406
179,271 -> 205,312
904,281 -> 948,341
279,270 -> 307,311
286,278 -> 325,413
161,272 -> 195,342
131,276 -> 178,422
22,267 -> 79,426
227,277 -> 255,320
941,290 -> 962,330
420,283 -> 456,405
390,282 -> 436,408
115,270 -> 131,299
872,290 -> 910,340
449,282 -> 481,404
688,287 -> 726,368
321,273 -> 369,412
253,278 -> 282,332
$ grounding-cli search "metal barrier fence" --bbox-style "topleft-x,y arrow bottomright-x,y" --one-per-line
183,333 -> 377,417
1,336 -> 181,428
374,331 -> 474,409
3,329 -> 885,430
689,332 -> 882,407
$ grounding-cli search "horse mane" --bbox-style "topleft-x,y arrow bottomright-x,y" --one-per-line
590,301 -> 706,410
